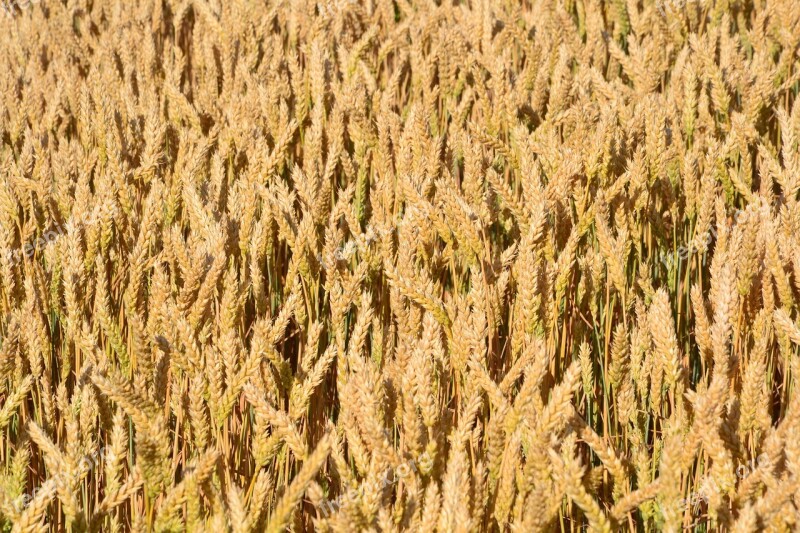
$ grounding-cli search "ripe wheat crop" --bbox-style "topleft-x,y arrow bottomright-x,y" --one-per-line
0,0 -> 799,531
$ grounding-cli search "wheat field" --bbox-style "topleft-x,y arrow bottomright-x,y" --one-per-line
0,0 -> 799,531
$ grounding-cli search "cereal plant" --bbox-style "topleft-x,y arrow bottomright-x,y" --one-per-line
0,0 -> 799,531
